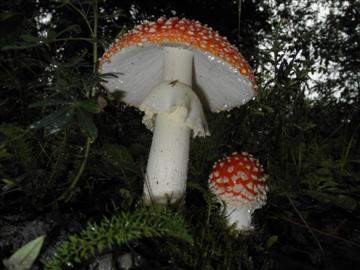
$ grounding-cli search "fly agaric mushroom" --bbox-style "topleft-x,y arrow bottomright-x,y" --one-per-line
99,17 -> 256,205
209,152 -> 268,230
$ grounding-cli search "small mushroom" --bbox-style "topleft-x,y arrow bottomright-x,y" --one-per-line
100,17 -> 257,205
209,152 -> 268,230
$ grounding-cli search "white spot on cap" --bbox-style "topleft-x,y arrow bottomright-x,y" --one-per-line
259,193 -> 267,201
214,171 -> 219,177
221,193 -> 234,199
231,175 -> 238,182
227,166 -> 234,173
247,182 -> 254,190
251,175 -> 258,180
234,185 -> 244,192
223,177 -> 229,183
237,171 -> 248,181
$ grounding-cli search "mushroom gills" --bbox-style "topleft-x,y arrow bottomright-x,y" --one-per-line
101,45 -> 255,112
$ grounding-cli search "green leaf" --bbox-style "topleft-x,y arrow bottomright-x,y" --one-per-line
30,107 -> 74,135
3,235 -> 46,270
77,100 -> 100,113
76,109 -> 97,140
2,178 -> 16,185
46,31 -> 57,41
20,34 -> 39,43
1,44 -> 39,50
0,150 -> 12,158
0,11 -> 19,21
266,235 -> 278,249
262,105 -> 274,113
29,100 -> 71,108
251,110 -> 265,117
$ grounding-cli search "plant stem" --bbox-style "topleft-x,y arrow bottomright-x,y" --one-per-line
60,137 -> 91,201
238,0 -> 242,35
281,217 -> 360,248
91,0 -> 98,96
67,2 -> 94,36
59,0 -> 98,201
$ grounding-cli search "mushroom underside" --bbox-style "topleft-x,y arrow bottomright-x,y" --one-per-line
101,45 -> 255,112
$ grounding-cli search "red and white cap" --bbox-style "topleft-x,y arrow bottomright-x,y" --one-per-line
209,152 -> 268,230
100,17 -> 257,113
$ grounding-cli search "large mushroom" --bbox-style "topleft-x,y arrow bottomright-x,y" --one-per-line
100,17 -> 256,205
209,152 -> 268,230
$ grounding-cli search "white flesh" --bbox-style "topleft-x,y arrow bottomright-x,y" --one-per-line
143,106 -> 191,204
225,205 -> 254,231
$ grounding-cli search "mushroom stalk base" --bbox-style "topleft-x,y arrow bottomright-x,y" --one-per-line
225,205 -> 254,231
143,107 -> 191,205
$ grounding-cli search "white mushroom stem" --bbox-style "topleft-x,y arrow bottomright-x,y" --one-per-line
141,47 -> 209,204
225,205 -> 254,231
143,107 -> 191,204
163,47 -> 193,84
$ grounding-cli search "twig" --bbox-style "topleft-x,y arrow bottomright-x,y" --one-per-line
286,194 -> 325,254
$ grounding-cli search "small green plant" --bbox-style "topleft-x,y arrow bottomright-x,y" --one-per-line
44,207 -> 192,270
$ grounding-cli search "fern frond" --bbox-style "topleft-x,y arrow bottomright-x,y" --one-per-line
43,207 -> 192,269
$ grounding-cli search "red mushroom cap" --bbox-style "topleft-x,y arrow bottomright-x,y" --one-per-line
100,17 -> 256,90
209,152 -> 267,207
